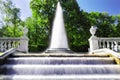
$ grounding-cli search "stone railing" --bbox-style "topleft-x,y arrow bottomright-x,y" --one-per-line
0,37 -> 28,53
89,26 -> 120,53
0,37 -> 20,52
0,27 -> 29,53
98,38 -> 120,51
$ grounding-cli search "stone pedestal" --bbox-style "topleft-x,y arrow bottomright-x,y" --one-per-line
18,36 -> 29,53
89,36 -> 99,53
89,26 -> 98,53
17,27 -> 29,53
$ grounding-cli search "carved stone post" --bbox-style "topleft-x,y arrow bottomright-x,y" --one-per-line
89,26 -> 99,53
17,27 -> 29,53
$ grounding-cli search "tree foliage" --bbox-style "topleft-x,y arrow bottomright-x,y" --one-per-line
29,0 -> 92,50
0,0 -> 23,37
88,12 -> 116,37
115,15 -> 120,36
26,0 -> 120,52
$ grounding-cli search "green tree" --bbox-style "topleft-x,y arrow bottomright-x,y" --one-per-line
28,0 -> 89,52
89,12 -> 116,37
0,0 -> 23,37
115,15 -> 120,37
25,17 -> 48,52
27,0 -> 118,52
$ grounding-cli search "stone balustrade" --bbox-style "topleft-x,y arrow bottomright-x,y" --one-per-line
0,27 -> 29,53
0,36 -> 28,53
0,38 -> 20,52
89,26 -> 120,53
98,38 -> 120,51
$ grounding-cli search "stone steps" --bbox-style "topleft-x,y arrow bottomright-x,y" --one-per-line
1,75 -> 120,80
0,64 -> 120,75
0,53 -> 120,80
5,57 -> 115,64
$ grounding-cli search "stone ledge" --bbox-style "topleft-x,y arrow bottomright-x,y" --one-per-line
12,52 -> 109,57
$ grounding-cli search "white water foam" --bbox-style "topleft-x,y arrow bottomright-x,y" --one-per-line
49,2 -> 69,49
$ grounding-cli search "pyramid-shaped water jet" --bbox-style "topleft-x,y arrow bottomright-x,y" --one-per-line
1,2 -> 120,80
46,2 -> 72,53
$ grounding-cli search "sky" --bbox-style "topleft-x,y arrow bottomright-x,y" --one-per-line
12,0 -> 120,20
12,0 -> 32,20
76,0 -> 120,16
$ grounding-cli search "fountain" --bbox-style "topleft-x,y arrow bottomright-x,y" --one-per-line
46,2 -> 72,53
1,2 -> 120,80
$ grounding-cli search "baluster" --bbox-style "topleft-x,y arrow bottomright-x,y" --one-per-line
18,41 -> 20,47
116,41 -> 119,51
118,41 -> 120,52
8,40 -> 11,49
114,41 -> 118,52
98,40 -> 101,48
14,41 -> 16,48
1,41 -> 4,52
4,41 -> 7,51
107,41 -> 110,49
0,41 -> 1,51
111,41 -> 114,50
13,41 -> 16,48
16,41 -> 20,48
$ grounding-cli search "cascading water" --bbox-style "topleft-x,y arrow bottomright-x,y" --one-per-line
0,2 -> 120,80
46,2 -> 71,53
